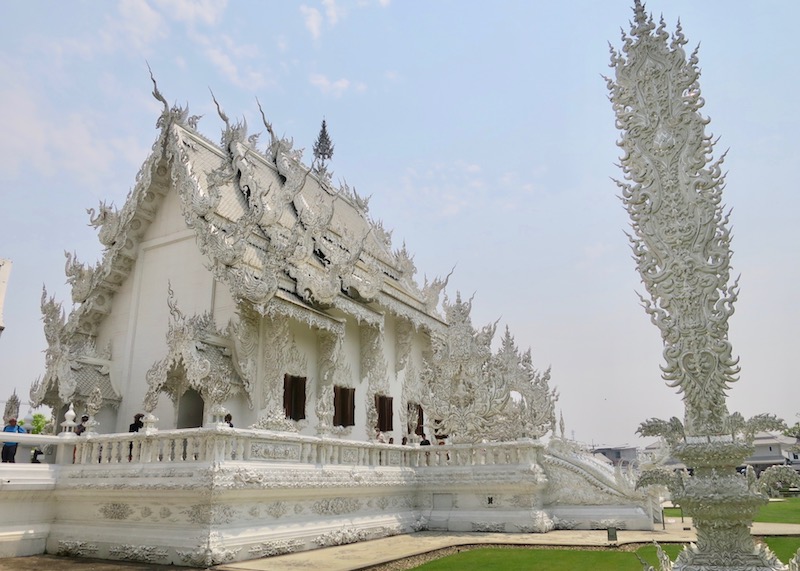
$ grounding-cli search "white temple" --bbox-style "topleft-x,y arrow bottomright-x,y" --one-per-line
0,82 -> 655,566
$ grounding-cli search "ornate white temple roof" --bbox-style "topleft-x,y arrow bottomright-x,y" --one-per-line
54,85 -> 448,345
33,85 -> 450,409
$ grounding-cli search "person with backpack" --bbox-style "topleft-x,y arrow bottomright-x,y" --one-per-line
2,418 -> 26,463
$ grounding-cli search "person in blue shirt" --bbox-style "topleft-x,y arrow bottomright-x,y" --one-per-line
2,418 -> 27,463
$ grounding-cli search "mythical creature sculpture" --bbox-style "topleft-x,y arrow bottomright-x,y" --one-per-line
87,201 -> 122,248
64,251 -> 95,304
420,269 -> 453,316
421,293 -> 509,443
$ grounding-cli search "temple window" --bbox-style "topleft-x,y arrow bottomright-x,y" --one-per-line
283,374 -> 307,421
375,394 -> 393,432
333,386 -> 355,427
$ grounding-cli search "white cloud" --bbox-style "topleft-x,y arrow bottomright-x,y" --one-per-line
384,70 -> 400,82
300,5 -> 323,39
277,35 -> 289,53
322,0 -> 342,26
154,0 -> 228,26
189,33 -> 267,90
378,0 -> 391,6
400,160 -> 488,218
0,71 -> 126,190
0,69 -> 47,176
115,0 -> 168,51
309,73 -> 351,97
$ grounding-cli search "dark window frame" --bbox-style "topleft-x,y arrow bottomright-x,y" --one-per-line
375,394 -> 393,433
333,385 -> 355,427
283,374 -> 307,421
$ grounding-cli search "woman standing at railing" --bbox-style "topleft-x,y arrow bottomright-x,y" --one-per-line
128,413 -> 144,461
2,418 -> 26,463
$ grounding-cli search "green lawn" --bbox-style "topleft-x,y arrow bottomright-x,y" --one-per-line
765,537 -> 800,563
664,497 -> 800,524
411,545 -> 683,571
411,499 -> 800,569
754,498 -> 800,524
410,539 -> 800,570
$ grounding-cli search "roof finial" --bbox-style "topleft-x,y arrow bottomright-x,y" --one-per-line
147,62 -> 168,114
209,89 -> 230,128
312,118 -> 334,177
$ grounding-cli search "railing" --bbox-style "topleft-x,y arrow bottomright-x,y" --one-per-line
1,429 -> 544,468
76,429 -> 545,468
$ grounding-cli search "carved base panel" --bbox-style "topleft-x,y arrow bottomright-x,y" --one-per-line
0,444 -> 654,567
547,505 -> 652,531
45,514 -> 421,567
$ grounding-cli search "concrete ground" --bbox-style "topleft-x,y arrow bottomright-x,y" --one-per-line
2,520 -> 798,571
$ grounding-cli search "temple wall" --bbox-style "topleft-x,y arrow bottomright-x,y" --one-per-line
0,465 -> 57,558
95,188 -> 216,430
0,432 -> 653,566
284,321 -> 315,436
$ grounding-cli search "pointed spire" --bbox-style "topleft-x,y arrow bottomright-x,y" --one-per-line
312,118 -> 334,176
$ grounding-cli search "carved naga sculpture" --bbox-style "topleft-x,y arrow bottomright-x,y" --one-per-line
87,201 -> 121,248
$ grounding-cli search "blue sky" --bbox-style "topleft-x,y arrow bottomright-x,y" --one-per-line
0,1 -> 797,445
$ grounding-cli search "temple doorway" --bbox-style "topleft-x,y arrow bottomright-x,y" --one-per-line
177,388 -> 204,428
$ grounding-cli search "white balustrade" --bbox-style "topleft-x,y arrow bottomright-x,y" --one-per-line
2,428 -> 543,470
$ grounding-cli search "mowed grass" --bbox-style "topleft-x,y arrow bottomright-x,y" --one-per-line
754,498 -> 800,524
411,545 -> 683,571
764,537 -> 800,563
664,497 -> 800,524
410,538 -> 800,570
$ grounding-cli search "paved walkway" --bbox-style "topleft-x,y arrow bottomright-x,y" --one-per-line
216,520 -> 800,571
2,520 -> 798,571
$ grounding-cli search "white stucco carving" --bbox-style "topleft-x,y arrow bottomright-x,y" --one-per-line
608,2 -> 789,569
144,285 -> 250,412
12,73 -> 667,568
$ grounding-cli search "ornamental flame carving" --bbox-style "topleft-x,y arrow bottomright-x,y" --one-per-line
493,327 -> 557,441
608,4 -> 738,437
608,3 -> 790,569
422,293 -> 509,443
144,284 -> 250,413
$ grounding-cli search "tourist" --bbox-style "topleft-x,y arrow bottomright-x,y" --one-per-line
401,436 -> 408,445
128,413 -> 144,461
74,415 -> 89,435
129,413 -> 144,433
2,418 -> 26,463
224,413 -> 233,428
438,439 -> 450,463
375,430 -> 386,443
420,433 -> 431,465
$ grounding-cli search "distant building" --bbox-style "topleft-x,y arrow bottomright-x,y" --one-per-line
742,432 -> 800,475
640,433 -> 800,476
592,444 -> 640,467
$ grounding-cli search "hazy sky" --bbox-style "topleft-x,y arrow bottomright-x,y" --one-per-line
1,1 -> 797,445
